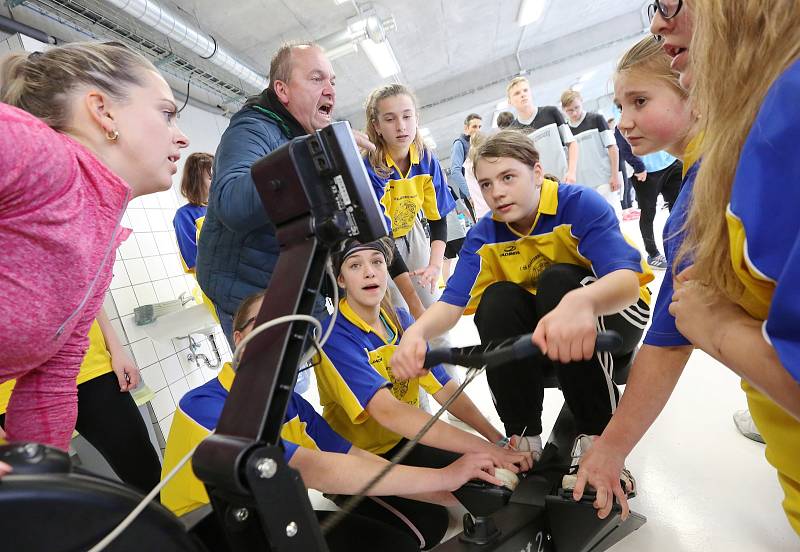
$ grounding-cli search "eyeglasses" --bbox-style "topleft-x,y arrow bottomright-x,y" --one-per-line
647,0 -> 683,22
235,316 -> 257,332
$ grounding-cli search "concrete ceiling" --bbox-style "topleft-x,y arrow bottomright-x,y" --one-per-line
3,0 -> 653,163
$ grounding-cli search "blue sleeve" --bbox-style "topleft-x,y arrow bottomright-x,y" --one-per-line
430,154 -> 456,218
173,206 -> 201,269
365,160 -> 394,235
323,330 -> 392,409
643,175 -> 694,347
209,114 -> 283,234
448,141 -> 470,200
567,188 -> 646,277
286,393 -> 352,454
179,385 -> 225,431
282,439 -> 299,462
614,128 -> 645,173
730,61 -> 800,383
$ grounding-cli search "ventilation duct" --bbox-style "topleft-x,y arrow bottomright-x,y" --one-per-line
103,0 -> 267,91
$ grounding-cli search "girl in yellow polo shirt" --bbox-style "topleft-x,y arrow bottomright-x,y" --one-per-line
0,311 -> 161,493
315,238 -> 531,476
666,0 -> 800,536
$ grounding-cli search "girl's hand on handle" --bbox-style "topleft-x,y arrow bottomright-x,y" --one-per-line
391,331 -> 429,381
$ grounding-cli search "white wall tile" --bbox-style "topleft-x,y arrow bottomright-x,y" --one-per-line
169,378 -> 191,404
127,196 -> 143,209
153,338 -> 176,361
154,232 -> 177,255
110,259 -> 131,290
132,283 -> 158,307
200,365 -> 219,383
177,349 -> 196,376
103,291 -> 119,320
157,190 -> 177,209
161,209 -> 177,232
144,256 -> 168,281
140,363 -> 167,392
121,314 -> 149,343
136,232 -> 160,257
161,354 -> 184,384
186,369 -> 205,390
153,279 -> 175,303
126,209 -> 151,233
140,194 -> 160,209
111,287 -> 138,317
163,254 -> 185,277
159,414 -> 175,438
118,234 -> 141,260
131,339 -> 158,368
169,276 -> 191,298
146,209 -> 168,232
151,387 -> 176,421
124,258 -> 149,286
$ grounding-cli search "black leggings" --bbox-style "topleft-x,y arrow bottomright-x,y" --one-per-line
0,372 -> 162,494
319,509 -> 420,552
632,160 -> 683,257
473,264 -> 649,437
352,439 -> 461,550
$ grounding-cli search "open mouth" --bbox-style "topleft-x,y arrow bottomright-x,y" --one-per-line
663,44 -> 686,59
362,284 -> 380,291
168,154 -> 180,163
318,103 -> 333,118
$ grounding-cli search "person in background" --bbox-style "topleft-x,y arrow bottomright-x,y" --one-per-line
464,132 -> 491,219
496,111 -> 515,130
0,41 -> 188,454
560,89 -> 621,216
448,113 -> 482,219
607,117 -> 646,218
635,149 -> 682,269
0,311 -> 161,494
173,152 -> 213,272
506,76 -> 578,183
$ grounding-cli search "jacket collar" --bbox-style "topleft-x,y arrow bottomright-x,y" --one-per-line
244,88 -> 307,140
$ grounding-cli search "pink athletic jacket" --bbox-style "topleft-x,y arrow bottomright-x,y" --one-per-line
0,103 -> 132,450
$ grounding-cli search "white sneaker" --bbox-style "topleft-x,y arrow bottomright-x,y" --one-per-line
560,435 -> 636,496
733,410 -> 765,444
512,434 -> 543,461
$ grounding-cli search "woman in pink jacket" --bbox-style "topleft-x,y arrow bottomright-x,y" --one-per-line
0,42 -> 188,457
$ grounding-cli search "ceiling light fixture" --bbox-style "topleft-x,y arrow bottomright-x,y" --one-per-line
319,11 -> 400,77
517,0 -> 548,27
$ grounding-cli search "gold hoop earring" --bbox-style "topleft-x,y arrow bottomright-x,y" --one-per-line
106,129 -> 119,142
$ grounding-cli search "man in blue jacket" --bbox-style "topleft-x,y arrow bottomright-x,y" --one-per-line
197,43 -> 369,344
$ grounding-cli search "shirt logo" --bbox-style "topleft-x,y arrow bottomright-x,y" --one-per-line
500,244 -> 521,257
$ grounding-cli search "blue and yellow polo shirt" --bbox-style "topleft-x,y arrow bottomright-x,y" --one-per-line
160,362 -> 351,516
643,137 -> 702,347
441,179 -> 653,315
364,143 -> 456,239
726,59 -> 800,384
173,203 -> 207,271
315,299 -> 451,455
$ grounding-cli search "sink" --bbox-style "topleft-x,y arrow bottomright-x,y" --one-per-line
141,303 -> 218,345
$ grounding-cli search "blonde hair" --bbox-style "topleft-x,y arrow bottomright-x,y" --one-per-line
678,0 -> 800,300
467,131 -> 488,167
506,76 -> 529,97
615,35 -> 687,100
364,84 -> 425,179
560,89 -> 582,107
472,130 -> 540,177
0,41 -> 156,132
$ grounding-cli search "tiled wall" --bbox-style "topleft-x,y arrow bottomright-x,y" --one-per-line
108,102 -> 231,443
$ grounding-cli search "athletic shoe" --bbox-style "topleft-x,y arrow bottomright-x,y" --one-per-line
647,254 -> 668,270
733,409 -> 765,444
512,434 -> 543,461
622,208 -> 641,221
561,434 -> 636,497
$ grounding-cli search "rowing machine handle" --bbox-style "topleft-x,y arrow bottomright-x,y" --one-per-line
423,330 -> 623,369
